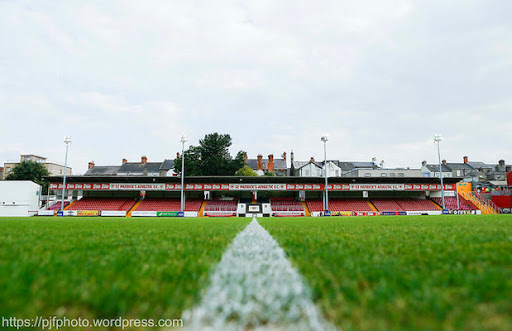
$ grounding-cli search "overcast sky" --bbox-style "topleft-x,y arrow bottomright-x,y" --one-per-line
1,0 -> 511,174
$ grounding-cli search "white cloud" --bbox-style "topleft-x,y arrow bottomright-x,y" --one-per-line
0,0 -> 511,174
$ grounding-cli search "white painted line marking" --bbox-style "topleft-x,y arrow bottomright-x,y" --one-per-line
183,218 -> 336,330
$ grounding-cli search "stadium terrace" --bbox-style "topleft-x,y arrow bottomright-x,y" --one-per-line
38,173 -> 491,218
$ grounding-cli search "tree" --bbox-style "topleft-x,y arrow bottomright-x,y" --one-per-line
6,161 -> 50,192
236,166 -> 258,176
174,146 -> 202,176
174,133 -> 246,176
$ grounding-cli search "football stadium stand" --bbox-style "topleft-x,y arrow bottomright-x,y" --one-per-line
67,198 -> 136,211
396,198 -> 439,211
48,201 -> 70,210
135,198 -> 203,212
307,199 -> 373,213
432,196 -> 475,211
203,199 -> 238,217
271,198 -> 304,216
370,199 -> 405,212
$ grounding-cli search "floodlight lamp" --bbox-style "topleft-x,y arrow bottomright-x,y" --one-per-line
434,134 -> 442,142
64,136 -> 72,144
321,135 -> 328,142
180,134 -> 188,143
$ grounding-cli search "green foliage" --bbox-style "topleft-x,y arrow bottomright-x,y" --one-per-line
0,217 -> 248,320
174,146 -> 202,176
235,166 -> 258,176
6,161 -> 50,192
260,215 -> 512,330
264,171 -> 276,176
174,133 -> 246,176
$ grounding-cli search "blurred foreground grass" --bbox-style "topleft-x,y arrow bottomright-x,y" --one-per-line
0,217 -> 248,321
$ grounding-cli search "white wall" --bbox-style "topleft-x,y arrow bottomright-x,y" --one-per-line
0,181 -> 41,216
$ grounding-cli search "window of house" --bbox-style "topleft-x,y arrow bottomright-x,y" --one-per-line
389,173 -> 396,177
457,170 -> 461,176
304,169 -> 310,176
335,170 -> 340,177
398,173 -> 405,177
365,173 -> 371,177
381,173 -> 387,177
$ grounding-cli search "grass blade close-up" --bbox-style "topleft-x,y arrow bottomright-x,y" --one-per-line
0,217 -> 248,323
259,215 -> 512,330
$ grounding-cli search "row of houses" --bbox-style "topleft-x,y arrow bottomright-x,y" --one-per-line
80,152 -> 510,189
2,151 -> 509,189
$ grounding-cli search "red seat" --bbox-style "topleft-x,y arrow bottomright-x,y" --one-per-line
136,198 -> 203,212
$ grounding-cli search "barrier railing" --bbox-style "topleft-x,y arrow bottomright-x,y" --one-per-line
474,191 -> 502,214
460,191 -> 499,214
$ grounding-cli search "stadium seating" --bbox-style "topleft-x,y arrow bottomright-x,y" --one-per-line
307,199 -> 373,212
329,199 -> 373,212
135,198 -> 203,212
371,199 -> 405,212
306,199 -> 324,212
67,198 -> 136,211
271,198 -> 304,211
204,199 -> 238,217
432,196 -> 475,211
396,199 -> 439,211
48,201 -> 70,210
270,198 -> 304,216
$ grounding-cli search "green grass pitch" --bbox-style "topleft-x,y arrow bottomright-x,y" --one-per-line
1,215 -> 511,330
260,215 -> 512,330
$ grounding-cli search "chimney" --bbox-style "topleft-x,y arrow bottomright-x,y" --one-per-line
268,154 -> 274,172
122,158 -> 127,164
282,152 -> 287,162
257,154 -> 263,171
244,152 -> 248,164
290,150 -> 294,163
463,156 -> 468,164
88,161 -> 95,169
141,156 -> 147,165
310,157 -> 315,163
442,159 -> 447,165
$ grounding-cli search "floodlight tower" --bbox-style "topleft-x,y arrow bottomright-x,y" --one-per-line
60,136 -> 71,212
321,134 -> 329,213
180,134 -> 188,213
434,134 -> 445,210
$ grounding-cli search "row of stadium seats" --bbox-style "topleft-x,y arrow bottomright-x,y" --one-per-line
64,198 -> 203,212
67,198 -> 136,211
270,198 -> 303,211
307,198 -> 442,213
60,196 -> 478,213
307,199 -> 374,212
136,198 -> 203,212
204,200 -> 238,212
47,201 -> 70,210
431,196 -> 475,211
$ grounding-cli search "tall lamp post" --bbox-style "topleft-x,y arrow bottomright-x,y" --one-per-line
60,136 -> 71,212
321,135 -> 329,213
180,134 -> 187,213
434,134 -> 445,210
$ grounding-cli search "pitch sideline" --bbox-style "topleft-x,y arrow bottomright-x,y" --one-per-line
182,217 -> 336,330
